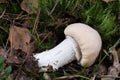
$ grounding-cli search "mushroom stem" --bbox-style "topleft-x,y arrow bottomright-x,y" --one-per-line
34,36 -> 80,72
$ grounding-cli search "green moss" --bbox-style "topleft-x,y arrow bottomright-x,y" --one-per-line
81,0 -> 120,47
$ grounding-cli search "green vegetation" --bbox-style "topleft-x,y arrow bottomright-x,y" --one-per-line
0,56 -> 12,80
38,0 -> 120,48
0,0 -> 119,48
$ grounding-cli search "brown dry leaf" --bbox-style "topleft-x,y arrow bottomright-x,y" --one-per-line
102,0 -> 114,3
20,0 -> 39,14
0,0 -> 8,3
8,25 -> 35,55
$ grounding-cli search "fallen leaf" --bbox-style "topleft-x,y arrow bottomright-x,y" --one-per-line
0,0 -> 8,3
20,0 -> 39,14
8,25 -> 35,55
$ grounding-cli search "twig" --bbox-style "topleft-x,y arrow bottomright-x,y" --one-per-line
39,32 -> 52,45
32,9 -> 40,32
109,38 -> 120,52
9,24 -> 14,56
15,11 -> 24,20
0,26 -> 8,33
48,0 -> 59,15
0,8 -> 6,19
99,75 -> 120,78
12,12 -> 24,23
113,38 -> 120,48
32,9 -> 41,42
91,74 -> 96,80
54,74 -> 91,80
1,17 -> 30,26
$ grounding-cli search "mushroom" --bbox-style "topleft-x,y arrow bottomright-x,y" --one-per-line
34,23 -> 102,72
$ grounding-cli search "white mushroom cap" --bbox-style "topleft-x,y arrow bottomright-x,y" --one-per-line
64,23 -> 102,67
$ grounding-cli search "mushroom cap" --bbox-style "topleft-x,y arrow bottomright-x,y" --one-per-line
64,23 -> 102,67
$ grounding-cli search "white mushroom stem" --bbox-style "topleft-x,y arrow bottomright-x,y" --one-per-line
34,36 -> 80,71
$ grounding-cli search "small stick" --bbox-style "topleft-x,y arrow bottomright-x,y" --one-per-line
54,74 -> 91,80
48,0 -> 59,15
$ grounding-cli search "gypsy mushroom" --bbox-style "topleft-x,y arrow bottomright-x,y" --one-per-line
34,23 -> 102,72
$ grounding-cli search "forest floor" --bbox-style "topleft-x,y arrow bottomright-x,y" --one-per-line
0,0 -> 120,80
